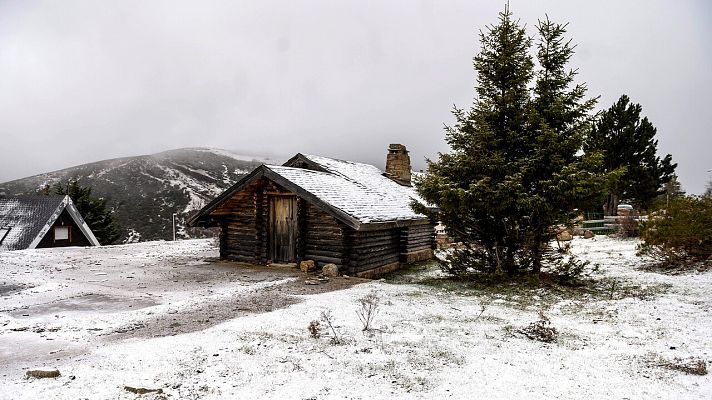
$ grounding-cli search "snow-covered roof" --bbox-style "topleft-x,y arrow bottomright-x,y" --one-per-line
286,154 -> 428,223
268,164 -> 426,224
0,195 -> 100,251
191,153 -> 430,229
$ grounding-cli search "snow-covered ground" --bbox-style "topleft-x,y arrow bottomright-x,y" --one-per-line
0,238 -> 710,399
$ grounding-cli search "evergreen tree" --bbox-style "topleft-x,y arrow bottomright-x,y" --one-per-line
584,95 -> 676,214
414,7 -> 611,276
655,173 -> 685,207
55,180 -> 122,245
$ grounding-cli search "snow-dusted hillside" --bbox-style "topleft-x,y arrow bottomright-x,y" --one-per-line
0,148 -> 275,242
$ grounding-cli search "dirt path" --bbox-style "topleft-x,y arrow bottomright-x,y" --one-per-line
105,262 -> 369,339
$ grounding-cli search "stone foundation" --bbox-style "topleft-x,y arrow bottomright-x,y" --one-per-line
401,249 -> 433,264
354,262 -> 401,279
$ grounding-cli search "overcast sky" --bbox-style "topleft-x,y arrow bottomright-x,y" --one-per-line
1,0 -> 710,193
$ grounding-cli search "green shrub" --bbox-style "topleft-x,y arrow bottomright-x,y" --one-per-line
638,197 -> 712,266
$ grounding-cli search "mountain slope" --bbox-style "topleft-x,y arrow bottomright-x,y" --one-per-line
0,148 -> 273,242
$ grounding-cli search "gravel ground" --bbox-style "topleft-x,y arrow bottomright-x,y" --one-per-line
0,240 -> 366,376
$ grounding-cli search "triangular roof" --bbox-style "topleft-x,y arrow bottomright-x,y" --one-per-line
0,195 -> 100,251
189,153 -> 430,230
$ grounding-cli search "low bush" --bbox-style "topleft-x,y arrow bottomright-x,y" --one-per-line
547,253 -> 592,286
320,310 -> 343,344
307,320 -> 321,338
356,292 -> 380,332
638,197 -> 712,266
517,312 -> 558,343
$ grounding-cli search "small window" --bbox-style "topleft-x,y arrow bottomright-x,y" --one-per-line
0,226 -> 10,244
54,226 -> 69,241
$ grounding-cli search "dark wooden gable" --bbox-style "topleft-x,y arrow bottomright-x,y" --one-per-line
282,153 -> 328,172
36,209 -> 93,248
205,173 -> 353,268
190,165 -> 361,231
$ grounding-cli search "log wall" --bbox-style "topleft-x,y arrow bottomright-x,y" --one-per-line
348,229 -> 401,276
208,176 -> 435,276
399,222 -> 436,263
218,186 -> 259,262
303,203 -> 347,268
402,223 -> 436,251
213,179 -> 289,263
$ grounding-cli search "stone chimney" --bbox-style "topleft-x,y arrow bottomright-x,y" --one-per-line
385,144 -> 412,186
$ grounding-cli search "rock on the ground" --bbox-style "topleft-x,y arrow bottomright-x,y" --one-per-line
26,368 -> 60,379
299,260 -> 316,273
584,230 -> 595,239
322,263 -> 339,277
556,231 -> 573,241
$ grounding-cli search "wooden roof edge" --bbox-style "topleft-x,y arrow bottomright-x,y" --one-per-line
282,153 -> 328,173
62,196 -> 101,246
187,166 -> 268,227
261,167 -> 362,230
189,161 -> 432,232
356,218 -> 433,232
26,196 -> 68,249
187,164 -> 362,231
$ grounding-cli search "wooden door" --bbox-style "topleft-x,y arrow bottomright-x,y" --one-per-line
269,196 -> 297,262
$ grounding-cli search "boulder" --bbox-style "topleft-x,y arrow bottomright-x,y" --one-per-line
322,263 -> 339,277
556,231 -> 573,242
26,368 -> 60,379
299,260 -> 316,273
583,230 -> 595,239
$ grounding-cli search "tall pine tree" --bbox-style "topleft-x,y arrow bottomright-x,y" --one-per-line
415,7 -> 611,276
584,95 -> 676,214
523,17 -> 613,271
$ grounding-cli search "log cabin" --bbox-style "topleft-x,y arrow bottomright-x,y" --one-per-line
0,195 -> 100,251
188,144 -> 436,278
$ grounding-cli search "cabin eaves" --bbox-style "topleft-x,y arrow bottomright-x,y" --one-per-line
189,154 -> 430,230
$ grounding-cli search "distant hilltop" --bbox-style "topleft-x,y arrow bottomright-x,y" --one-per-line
0,148 -> 276,243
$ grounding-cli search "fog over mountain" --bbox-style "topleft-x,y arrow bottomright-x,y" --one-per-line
0,1 -> 710,193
